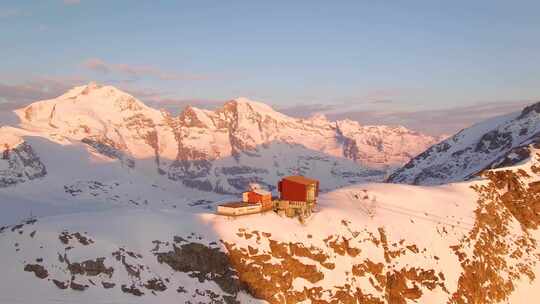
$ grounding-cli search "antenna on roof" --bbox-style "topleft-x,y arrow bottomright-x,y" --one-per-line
295,158 -> 301,176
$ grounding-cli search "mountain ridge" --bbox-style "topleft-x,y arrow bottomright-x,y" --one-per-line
2,82 -> 442,193
387,100 -> 540,185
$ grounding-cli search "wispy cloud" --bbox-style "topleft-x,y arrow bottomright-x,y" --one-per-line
278,103 -> 339,118
0,76 -> 86,110
330,100 -> 535,136
82,58 -> 208,81
0,8 -> 23,18
280,99 -> 535,136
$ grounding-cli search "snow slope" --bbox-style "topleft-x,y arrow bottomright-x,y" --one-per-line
388,101 -> 540,185
2,132 -> 540,303
0,177 -> 476,303
2,159 -> 540,303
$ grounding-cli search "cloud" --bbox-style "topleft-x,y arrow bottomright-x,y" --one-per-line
0,8 -> 23,18
82,58 -> 207,81
63,0 -> 80,5
278,103 -> 340,118
0,77 -> 86,110
327,100 -> 535,136
369,99 -> 394,104
279,99 -> 535,136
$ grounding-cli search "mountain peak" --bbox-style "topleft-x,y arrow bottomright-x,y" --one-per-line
309,113 -> 328,121
518,101 -> 540,119
59,81 -> 103,98
221,97 -> 287,120
85,81 -> 101,90
227,97 -> 274,110
15,83 -> 156,131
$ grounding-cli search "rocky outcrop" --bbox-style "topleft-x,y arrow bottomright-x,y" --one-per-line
449,157 -> 540,303
81,136 -> 134,168
24,264 -> 48,279
155,242 -> 243,295
222,228 -> 447,304
67,258 -> 113,277
0,139 -> 46,187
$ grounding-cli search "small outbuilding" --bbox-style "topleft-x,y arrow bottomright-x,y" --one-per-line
242,189 -> 272,211
217,202 -> 262,216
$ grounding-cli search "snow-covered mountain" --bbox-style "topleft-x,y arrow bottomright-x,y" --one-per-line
388,101 -> 540,185
5,82 -> 441,193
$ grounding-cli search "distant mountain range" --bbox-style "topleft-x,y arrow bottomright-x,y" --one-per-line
1,82 -> 442,193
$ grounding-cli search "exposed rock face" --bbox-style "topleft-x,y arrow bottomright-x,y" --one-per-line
449,151 -> 540,303
81,136 -> 134,168
67,258 -> 113,277
24,264 -> 49,279
389,101 -> 540,185
155,242 -> 243,295
59,231 -> 94,246
222,228 -> 447,304
10,83 -> 440,193
0,133 -> 46,187
121,284 -> 144,296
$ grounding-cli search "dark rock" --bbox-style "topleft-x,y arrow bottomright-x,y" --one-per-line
82,136 -> 134,168
24,264 -> 48,279
223,295 -> 241,304
155,242 -> 243,295
177,286 -> 187,293
11,224 -> 23,232
0,142 -> 47,188
121,284 -> 144,296
518,101 -> 540,119
68,257 -> 113,277
70,281 -> 88,291
144,278 -> 167,292
52,279 -> 68,289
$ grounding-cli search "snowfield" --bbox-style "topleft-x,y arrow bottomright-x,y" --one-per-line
1,180 -> 480,304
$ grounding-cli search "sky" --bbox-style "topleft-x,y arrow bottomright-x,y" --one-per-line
0,0 -> 539,135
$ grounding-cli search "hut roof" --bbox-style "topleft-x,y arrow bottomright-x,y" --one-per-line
253,189 -> 271,196
218,202 -> 261,208
282,175 -> 318,185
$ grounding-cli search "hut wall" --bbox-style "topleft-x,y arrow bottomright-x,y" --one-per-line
278,180 -> 308,202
